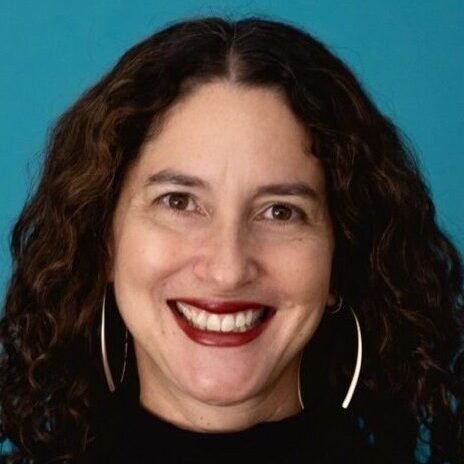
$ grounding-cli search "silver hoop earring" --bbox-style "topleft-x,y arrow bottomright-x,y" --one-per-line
326,295 -> 344,314
341,306 -> 362,408
298,302 -> 363,410
297,351 -> 305,410
101,286 -> 128,393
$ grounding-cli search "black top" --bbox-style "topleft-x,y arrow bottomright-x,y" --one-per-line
79,396 -> 369,463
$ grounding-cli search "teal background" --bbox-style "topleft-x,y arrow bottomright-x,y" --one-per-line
0,1 -> 462,459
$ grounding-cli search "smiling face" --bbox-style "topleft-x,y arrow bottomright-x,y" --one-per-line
110,81 -> 335,430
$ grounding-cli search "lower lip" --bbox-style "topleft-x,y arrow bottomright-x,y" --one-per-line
167,302 -> 275,347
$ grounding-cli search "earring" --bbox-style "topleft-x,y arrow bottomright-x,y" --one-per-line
341,306 -> 362,408
326,295 -> 344,314
297,351 -> 305,410
298,300 -> 363,410
100,286 -> 128,393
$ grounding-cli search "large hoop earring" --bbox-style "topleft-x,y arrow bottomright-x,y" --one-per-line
342,306 -> 362,408
101,286 -> 128,393
297,351 -> 305,410
298,301 -> 363,410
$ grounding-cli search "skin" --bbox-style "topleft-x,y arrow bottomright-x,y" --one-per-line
109,81 -> 335,432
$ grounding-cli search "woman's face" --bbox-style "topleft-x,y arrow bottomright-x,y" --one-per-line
110,81 -> 335,424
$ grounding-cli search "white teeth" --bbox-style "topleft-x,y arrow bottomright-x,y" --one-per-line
196,311 -> 207,330
183,306 -> 192,320
221,315 -> 235,332
175,302 -> 266,333
235,312 -> 246,328
206,314 -> 220,331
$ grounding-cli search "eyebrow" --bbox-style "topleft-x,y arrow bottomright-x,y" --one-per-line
144,169 -> 319,202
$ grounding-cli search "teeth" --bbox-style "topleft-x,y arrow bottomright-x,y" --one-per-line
221,315 -> 235,332
175,302 -> 266,333
206,314 -> 220,331
235,312 -> 246,328
196,311 -> 207,330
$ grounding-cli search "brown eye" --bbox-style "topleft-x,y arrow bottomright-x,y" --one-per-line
167,193 -> 190,210
271,204 -> 293,220
155,192 -> 199,217
260,203 -> 307,227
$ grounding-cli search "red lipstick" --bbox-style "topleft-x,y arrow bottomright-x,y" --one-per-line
166,299 -> 275,347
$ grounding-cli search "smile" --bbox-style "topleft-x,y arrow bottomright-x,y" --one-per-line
166,299 -> 275,347
175,301 -> 266,332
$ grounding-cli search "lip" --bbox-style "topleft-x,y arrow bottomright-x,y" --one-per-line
166,300 -> 275,347
170,298 -> 272,314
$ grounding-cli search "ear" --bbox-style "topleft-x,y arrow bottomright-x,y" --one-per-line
326,292 -> 337,307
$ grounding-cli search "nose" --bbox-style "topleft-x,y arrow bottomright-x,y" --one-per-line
192,220 -> 259,293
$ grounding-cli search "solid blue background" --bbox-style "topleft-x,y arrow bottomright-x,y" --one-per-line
0,1 -> 462,460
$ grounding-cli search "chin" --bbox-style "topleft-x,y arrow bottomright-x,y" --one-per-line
192,391 -> 254,407
182,374 -> 260,406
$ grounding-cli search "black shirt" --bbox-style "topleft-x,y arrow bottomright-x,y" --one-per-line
79,396 -> 368,463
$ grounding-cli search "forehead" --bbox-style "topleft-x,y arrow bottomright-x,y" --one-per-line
126,81 -> 325,194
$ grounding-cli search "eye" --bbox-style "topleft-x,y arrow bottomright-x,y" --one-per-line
156,192 -> 197,214
261,203 -> 306,224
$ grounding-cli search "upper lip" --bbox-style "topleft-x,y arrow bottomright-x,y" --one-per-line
168,298 -> 272,314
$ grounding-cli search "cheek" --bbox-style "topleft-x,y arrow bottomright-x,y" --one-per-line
112,221 -> 195,340
266,237 -> 333,303
113,222 -> 188,293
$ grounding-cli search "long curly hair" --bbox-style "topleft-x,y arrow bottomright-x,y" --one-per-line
1,16 -> 462,464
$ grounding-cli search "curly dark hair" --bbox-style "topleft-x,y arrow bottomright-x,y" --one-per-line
1,15 -> 462,464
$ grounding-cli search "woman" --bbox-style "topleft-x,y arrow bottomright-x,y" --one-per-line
0,16 -> 462,464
